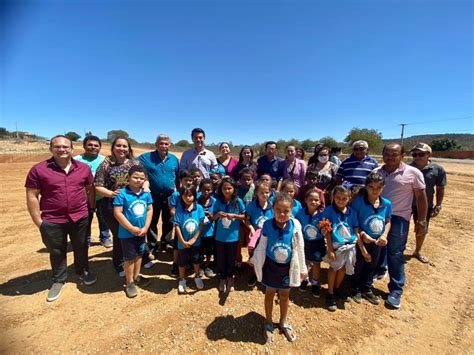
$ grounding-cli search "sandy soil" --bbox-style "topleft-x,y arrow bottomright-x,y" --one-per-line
0,145 -> 473,353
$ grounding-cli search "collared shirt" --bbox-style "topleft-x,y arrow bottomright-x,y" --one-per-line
320,204 -> 359,249
336,154 -> 378,187
256,155 -> 285,181
137,150 -> 179,196
74,154 -> 105,201
283,159 -> 307,188
351,195 -> 392,238
25,158 -> 94,223
374,162 -> 425,221
262,218 -> 294,264
173,202 -> 205,249
180,148 -> 218,178
410,161 -> 447,207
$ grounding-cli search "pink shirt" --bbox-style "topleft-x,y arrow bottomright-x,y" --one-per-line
374,162 -> 425,221
283,158 -> 307,188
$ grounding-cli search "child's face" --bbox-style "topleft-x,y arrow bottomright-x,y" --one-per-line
221,182 -> 234,200
201,184 -> 213,199
182,192 -> 195,206
257,186 -> 270,203
211,174 -> 221,186
283,185 -> 296,198
306,175 -> 318,186
366,182 -> 384,199
260,175 -> 271,184
192,173 -> 202,186
305,192 -> 321,210
129,171 -> 146,189
240,174 -> 253,188
274,200 -> 292,225
241,148 -> 252,161
333,191 -> 350,210
181,177 -> 193,188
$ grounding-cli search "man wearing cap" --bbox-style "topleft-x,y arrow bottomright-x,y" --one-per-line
373,143 -> 428,309
335,140 -> 378,189
410,142 -> 447,264
180,128 -> 218,178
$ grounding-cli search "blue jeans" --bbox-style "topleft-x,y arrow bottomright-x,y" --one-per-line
387,215 -> 409,296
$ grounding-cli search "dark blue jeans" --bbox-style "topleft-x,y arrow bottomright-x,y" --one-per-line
387,215 -> 409,296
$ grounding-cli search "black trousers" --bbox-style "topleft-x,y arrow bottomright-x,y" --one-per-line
147,193 -> 173,246
215,241 -> 238,279
39,216 -> 89,284
98,198 -> 123,272
351,241 -> 383,292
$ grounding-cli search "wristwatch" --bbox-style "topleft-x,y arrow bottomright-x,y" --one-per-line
417,220 -> 428,227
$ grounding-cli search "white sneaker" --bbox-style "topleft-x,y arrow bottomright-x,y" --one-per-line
178,279 -> 186,294
195,277 -> 204,290
144,260 -> 155,269
119,270 -> 126,278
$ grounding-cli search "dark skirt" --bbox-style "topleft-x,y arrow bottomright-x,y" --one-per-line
262,258 -> 291,290
304,238 -> 326,263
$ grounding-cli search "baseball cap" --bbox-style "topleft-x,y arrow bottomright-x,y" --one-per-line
410,143 -> 432,154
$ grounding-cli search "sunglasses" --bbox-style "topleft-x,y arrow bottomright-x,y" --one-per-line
353,147 -> 366,151
412,152 -> 427,158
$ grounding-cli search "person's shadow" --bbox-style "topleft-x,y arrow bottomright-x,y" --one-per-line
206,311 -> 266,344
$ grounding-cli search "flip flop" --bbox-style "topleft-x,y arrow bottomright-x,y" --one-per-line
413,253 -> 429,264
263,321 -> 275,343
280,322 -> 297,342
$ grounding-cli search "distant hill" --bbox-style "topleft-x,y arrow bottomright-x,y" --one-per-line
383,134 -> 474,151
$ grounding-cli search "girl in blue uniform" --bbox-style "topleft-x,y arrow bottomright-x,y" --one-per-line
251,193 -> 307,344
279,180 -> 303,216
198,179 -> 217,278
173,185 -> 205,294
295,188 -> 326,298
212,177 -> 246,293
320,185 -> 359,312
350,172 -> 392,305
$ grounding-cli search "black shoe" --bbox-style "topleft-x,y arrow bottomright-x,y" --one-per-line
352,290 -> 362,303
298,279 -> 308,293
247,274 -> 257,287
170,263 -> 179,277
134,275 -> 151,287
325,293 -> 337,311
362,290 -> 380,305
334,288 -> 350,302
311,284 -> 321,298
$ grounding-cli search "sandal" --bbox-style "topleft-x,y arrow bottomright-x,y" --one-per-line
263,321 -> 275,343
413,252 -> 429,264
280,322 -> 297,342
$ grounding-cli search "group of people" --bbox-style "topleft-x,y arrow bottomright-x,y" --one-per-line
25,128 -> 446,343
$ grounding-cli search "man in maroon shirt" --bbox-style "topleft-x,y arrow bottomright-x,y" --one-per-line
25,135 -> 97,302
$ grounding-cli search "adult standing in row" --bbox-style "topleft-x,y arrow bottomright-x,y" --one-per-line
283,144 -> 306,188
307,146 -> 338,204
180,128 -> 218,178
74,135 -> 112,248
335,140 -> 378,191
374,143 -> 427,309
95,136 -> 140,275
137,134 -> 179,258
410,143 -> 447,264
256,141 -> 284,182
217,142 -> 238,177
25,135 -> 97,302
232,145 -> 257,180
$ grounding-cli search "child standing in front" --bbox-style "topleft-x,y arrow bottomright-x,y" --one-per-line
280,180 -> 303,216
198,179 -> 217,278
350,172 -> 392,305
212,177 -> 246,293
320,185 -> 359,312
250,193 -> 307,343
113,165 -> 153,298
295,188 -> 326,298
173,185 -> 205,294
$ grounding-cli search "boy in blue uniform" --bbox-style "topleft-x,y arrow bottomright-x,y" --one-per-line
113,165 -> 153,298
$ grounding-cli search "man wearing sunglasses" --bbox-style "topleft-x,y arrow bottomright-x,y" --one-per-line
410,143 -> 447,264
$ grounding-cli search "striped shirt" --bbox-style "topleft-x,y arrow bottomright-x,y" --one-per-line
336,154 -> 378,187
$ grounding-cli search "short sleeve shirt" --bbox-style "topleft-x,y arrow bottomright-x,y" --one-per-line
410,161 -> 447,207
292,199 -> 303,217
94,157 -> 140,191
321,204 -> 359,249
137,151 -> 179,196
262,218 -> 294,264
173,203 -> 205,249
256,156 -> 285,181
180,148 -> 218,178
74,154 -> 105,176
212,198 -> 245,242
113,187 -> 153,239
246,199 -> 274,229
336,155 -> 378,187
352,196 -> 392,238
295,208 -> 324,241
198,196 -> 216,238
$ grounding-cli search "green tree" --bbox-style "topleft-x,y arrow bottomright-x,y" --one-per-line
65,131 -> 81,141
84,131 -> 93,137
107,129 -> 129,142
301,139 -> 318,151
344,128 -> 383,152
431,138 -> 461,151
175,139 -> 190,147
319,136 -> 338,149
0,127 -> 9,138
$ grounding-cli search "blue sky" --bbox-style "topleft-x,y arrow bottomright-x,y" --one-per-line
1,0 -> 472,145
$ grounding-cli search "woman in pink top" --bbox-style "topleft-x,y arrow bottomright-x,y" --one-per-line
217,142 -> 238,177
283,144 -> 306,188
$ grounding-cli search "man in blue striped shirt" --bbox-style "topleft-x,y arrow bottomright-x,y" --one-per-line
335,140 -> 378,189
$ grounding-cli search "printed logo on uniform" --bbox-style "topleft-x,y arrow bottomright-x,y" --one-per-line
183,219 -> 199,235
304,224 -> 319,240
364,215 -> 384,235
221,217 -> 232,229
335,222 -> 352,241
256,216 -> 268,228
271,242 -> 291,263
129,200 -> 146,217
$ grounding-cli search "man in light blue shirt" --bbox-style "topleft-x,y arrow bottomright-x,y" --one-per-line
180,128 -> 218,179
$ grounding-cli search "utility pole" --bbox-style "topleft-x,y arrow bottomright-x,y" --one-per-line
400,123 -> 407,147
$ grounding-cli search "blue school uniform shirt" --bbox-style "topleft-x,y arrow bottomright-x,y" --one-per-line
173,203 -> 205,250
321,204 -> 359,249
295,208 -> 324,241
246,199 -> 274,229
268,190 -> 277,205
262,218 -> 294,264
168,191 -> 180,209
292,199 -> 302,217
212,197 -> 245,243
198,196 -> 216,238
113,187 -> 153,239
351,195 -> 392,238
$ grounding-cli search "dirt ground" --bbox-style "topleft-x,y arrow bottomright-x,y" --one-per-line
0,142 -> 473,353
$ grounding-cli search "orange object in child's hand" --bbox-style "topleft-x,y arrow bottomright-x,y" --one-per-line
318,219 -> 333,233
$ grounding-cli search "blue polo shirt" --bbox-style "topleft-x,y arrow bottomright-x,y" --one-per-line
321,204 -> 359,249
256,155 -> 285,181
262,218 -> 294,264
292,199 -> 302,217
295,208 -> 324,241
336,154 -> 378,188
137,151 -> 179,196
352,195 -> 392,238
212,197 -> 245,243
246,199 -> 274,229
198,196 -> 216,238
113,187 -> 153,239
173,203 -> 205,249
